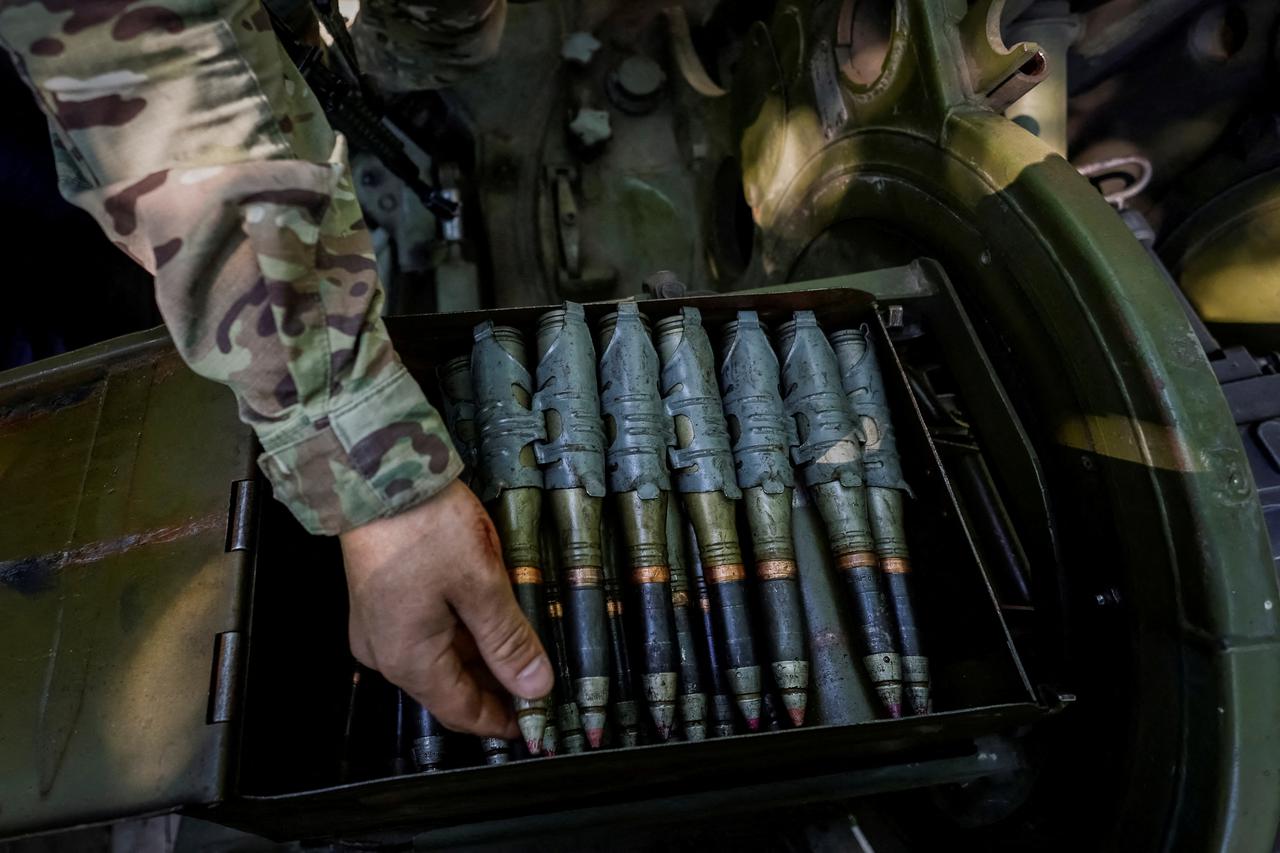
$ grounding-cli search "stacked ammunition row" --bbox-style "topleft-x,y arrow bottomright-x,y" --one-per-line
390,303 -> 931,772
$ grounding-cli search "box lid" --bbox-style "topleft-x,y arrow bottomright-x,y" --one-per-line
0,329 -> 257,838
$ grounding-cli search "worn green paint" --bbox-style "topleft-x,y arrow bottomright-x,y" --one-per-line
732,0 -> 1280,848
1162,167 -> 1280,348
0,328 -> 257,838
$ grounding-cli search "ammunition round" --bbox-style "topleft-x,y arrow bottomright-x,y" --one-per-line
719,315 -> 772,349
836,551 -> 879,570
706,563 -> 747,584
880,557 -> 910,574
508,565 -> 543,584
680,693 -> 707,741
597,307 -> 652,349
480,737 -> 511,766
489,324 -> 528,362
412,736 -> 447,773
653,314 -> 685,363
439,353 -> 472,388
631,565 -> 671,584
755,559 -> 798,581
828,328 -> 868,363
775,317 -> 799,353
535,307 -> 569,359
564,566 -> 603,587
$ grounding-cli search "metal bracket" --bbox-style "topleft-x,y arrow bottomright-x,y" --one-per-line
551,167 -> 581,279
810,38 -> 848,140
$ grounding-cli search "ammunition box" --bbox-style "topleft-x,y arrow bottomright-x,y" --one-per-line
0,264 -> 1048,845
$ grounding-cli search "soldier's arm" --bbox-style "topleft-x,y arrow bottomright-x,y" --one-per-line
0,0 -> 549,734
1,0 -> 456,535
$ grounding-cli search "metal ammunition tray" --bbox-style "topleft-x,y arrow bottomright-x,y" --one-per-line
0,262 -> 1058,844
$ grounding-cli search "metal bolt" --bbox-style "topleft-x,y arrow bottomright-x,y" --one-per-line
616,56 -> 665,98
885,304 -> 905,329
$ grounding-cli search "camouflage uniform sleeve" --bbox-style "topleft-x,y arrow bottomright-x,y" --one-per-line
0,0 -> 462,535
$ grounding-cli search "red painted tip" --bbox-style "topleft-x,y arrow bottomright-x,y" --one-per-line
788,706 -> 806,728
586,727 -> 605,749
655,724 -> 672,742
745,716 -> 761,732
887,703 -> 902,719
526,739 -> 543,756
543,746 -> 557,758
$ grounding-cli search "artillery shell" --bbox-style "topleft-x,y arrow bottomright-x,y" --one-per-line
602,518 -> 641,748
409,700 -> 448,773
779,312 -> 902,718
613,492 -> 680,740
536,304 -> 611,748
684,492 -> 763,731
832,327 -> 929,716
656,308 -> 760,730
720,311 -> 810,726
543,569 -> 587,756
470,326 -> 551,750
792,486 -> 880,725
479,737 -> 512,766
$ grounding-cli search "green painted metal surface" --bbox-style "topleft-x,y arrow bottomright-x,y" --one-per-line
0,329 -> 257,838
2,2 -> 1275,842
732,1 -> 1280,848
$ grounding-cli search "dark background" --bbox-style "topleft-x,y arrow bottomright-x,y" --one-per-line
1,53 -> 161,371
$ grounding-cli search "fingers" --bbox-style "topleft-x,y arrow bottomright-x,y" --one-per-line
338,479 -> 553,738
391,635 -> 518,739
452,574 -> 555,702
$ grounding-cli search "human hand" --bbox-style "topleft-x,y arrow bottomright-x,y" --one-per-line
340,479 -> 553,737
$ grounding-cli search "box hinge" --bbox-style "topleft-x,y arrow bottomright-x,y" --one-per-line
225,479 -> 257,553
208,631 -> 243,724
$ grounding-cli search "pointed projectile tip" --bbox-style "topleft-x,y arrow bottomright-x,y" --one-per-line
580,708 -> 607,747
873,679 -> 904,720
516,711 -> 547,757
540,723 -> 559,758
648,700 -> 677,740
780,686 -> 808,728
734,693 -> 762,731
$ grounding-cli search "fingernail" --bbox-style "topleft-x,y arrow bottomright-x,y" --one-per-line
516,655 -> 550,693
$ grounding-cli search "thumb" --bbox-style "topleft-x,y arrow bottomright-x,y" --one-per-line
456,579 -> 554,701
